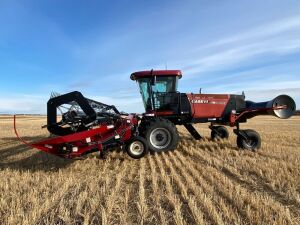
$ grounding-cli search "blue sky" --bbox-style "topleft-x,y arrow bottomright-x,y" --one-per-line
0,0 -> 300,113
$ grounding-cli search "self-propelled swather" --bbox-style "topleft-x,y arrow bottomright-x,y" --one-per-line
14,70 -> 296,159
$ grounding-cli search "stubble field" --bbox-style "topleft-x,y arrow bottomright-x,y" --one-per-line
0,115 -> 299,225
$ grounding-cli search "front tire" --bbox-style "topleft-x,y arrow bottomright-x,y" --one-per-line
126,136 -> 148,159
142,118 -> 179,152
211,126 -> 229,140
237,129 -> 261,151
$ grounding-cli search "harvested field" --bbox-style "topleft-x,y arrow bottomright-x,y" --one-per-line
0,116 -> 299,225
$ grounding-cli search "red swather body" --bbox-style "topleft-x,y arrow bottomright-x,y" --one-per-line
14,69 -> 296,159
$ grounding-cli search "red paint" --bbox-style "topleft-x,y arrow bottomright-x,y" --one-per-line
154,111 -> 175,116
187,94 -> 230,118
14,115 -> 136,158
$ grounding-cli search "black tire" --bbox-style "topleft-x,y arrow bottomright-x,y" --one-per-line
211,126 -> 229,140
142,118 -> 179,152
126,136 -> 148,159
236,129 -> 261,151
138,119 -> 151,137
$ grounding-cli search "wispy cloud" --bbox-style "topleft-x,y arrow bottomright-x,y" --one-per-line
1,1 -> 300,112
0,94 -> 46,114
244,88 -> 300,107
90,95 -> 143,113
202,15 -> 300,48
178,15 -> 300,76
0,94 -> 143,114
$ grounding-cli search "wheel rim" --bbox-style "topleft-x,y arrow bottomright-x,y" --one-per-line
150,128 -> 171,149
217,128 -> 228,139
129,141 -> 144,155
214,131 -> 224,139
244,137 -> 257,149
220,131 -> 226,138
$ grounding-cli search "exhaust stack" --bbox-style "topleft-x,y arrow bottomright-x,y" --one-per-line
245,95 -> 296,119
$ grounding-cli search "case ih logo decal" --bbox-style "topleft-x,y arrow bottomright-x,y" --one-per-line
191,99 -> 226,104
191,99 -> 209,104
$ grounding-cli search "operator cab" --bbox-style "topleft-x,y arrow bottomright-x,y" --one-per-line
130,70 -> 182,114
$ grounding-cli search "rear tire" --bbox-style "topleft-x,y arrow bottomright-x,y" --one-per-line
126,136 -> 148,159
237,129 -> 261,151
142,118 -> 179,152
211,126 -> 229,140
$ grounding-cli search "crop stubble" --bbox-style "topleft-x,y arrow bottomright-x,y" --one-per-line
0,116 -> 299,224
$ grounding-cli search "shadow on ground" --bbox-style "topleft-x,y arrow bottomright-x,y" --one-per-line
0,136 -> 75,172
0,136 -> 129,172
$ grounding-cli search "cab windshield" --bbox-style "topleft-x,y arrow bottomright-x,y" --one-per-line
138,76 -> 178,111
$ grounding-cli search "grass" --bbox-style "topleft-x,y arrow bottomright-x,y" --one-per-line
0,115 -> 299,224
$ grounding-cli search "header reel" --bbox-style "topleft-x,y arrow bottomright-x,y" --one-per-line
14,91 -> 148,159
46,91 -> 120,136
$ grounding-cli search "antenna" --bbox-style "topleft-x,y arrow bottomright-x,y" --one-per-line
165,61 -> 168,70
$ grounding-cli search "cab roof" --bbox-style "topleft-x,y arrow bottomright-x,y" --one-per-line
130,70 -> 182,80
